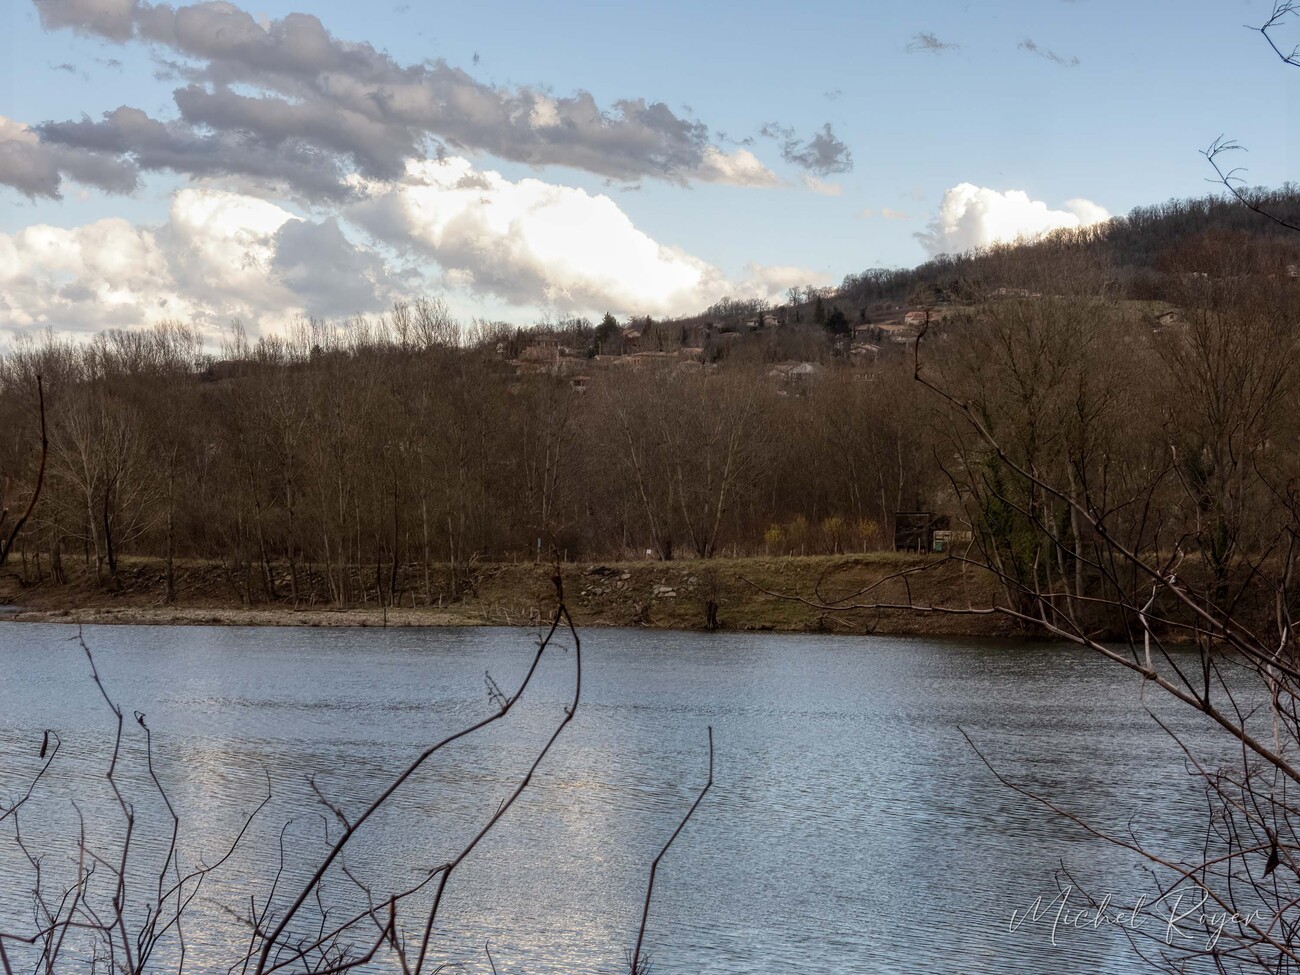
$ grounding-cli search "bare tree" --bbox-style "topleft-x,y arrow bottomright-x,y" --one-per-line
1203,4 -> 1300,232
758,275 -> 1300,972
0,375 -> 46,569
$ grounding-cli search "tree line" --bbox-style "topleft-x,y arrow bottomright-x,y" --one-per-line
0,314 -> 940,605
1,190 -> 1298,614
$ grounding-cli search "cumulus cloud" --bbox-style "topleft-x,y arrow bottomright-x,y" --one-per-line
0,154 -> 811,335
0,115 -> 138,199
0,187 -> 394,334
349,157 -> 812,317
916,183 -> 1109,255
349,158 -> 722,316
696,147 -> 782,188
31,0 -> 777,189
739,264 -> 831,297
1062,197 -> 1109,225
0,219 -> 179,330
271,218 -> 394,318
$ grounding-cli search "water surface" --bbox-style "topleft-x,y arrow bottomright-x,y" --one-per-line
0,623 -> 1221,973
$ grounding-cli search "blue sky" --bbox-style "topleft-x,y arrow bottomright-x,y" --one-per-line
1,0 -> 1296,337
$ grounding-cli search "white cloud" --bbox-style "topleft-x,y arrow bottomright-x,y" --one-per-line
0,218 -> 193,331
802,175 -> 843,196
0,187 -> 394,336
739,264 -> 832,298
916,183 -> 1110,255
165,188 -> 298,311
0,159 -> 813,336
1063,197 -> 1110,226
350,157 -> 808,317
695,147 -> 780,188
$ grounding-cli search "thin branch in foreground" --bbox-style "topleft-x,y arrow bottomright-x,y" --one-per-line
1202,136 -> 1300,234
629,726 -> 714,975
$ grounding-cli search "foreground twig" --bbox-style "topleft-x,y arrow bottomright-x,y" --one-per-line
629,727 -> 714,975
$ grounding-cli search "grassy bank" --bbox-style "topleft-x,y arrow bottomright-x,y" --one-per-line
0,553 -> 1013,636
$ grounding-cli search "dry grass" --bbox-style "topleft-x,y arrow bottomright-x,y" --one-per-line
0,552 -> 1010,636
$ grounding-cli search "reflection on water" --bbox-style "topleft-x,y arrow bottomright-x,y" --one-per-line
0,623 -> 1218,973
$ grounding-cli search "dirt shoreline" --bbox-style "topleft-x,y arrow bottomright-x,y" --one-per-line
0,605 -> 481,628
0,554 -> 1014,637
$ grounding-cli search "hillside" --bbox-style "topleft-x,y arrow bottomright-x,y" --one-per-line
505,188 -> 1300,364
0,187 -> 1297,629
833,187 -> 1300,308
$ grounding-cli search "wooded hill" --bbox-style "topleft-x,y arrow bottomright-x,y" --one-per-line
835,185 -> 1300,307
0,188 -> 1297,613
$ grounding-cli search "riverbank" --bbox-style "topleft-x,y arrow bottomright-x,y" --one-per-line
0,553 -> 1014,636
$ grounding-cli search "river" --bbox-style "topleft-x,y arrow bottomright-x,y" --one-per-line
0,622 -> 1225,974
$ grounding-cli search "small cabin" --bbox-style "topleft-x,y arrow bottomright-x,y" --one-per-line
893,512 -> 951,553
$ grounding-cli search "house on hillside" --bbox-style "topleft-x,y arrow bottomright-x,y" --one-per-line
850,342 -> 881,360
520,332 -> 564,360
519,343 -> 560,364
878,322 -> 919,345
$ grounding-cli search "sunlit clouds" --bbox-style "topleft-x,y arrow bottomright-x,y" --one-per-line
916,184 -> 1110,255
350,158 -> 813,318
0,158 -> 822,334
0,188 -> 393,336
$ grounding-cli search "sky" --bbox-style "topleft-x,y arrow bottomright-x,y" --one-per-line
0,0 -> 1297,341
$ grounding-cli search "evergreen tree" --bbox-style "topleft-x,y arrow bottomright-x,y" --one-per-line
595,312 -> 619,350
825,307 -> 850,336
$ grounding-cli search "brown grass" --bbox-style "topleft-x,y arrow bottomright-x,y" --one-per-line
0,553 -> 1011,636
